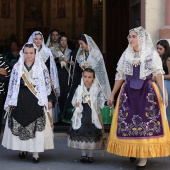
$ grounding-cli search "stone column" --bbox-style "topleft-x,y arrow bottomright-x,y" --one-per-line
159,0 -> 170,39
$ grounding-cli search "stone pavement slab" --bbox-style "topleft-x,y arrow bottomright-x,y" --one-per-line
0,136 -> 170,170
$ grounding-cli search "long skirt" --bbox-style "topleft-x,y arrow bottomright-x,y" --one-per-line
165,80 -> 170,125
107,80 -> 170,158
2,111 -> 54,152
68,103 -> 103,150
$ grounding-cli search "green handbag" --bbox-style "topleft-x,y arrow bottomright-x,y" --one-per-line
62,107 -> 75,123
101,106 -> 113,124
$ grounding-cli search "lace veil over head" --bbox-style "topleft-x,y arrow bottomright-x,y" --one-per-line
76,34 -> 111,99
4,42 -> 51,110
28,31 -> 52,56
71,78 -> 103,130
46,34 -> 51,48
116,26 -> 164,80
28,31 -> 60,95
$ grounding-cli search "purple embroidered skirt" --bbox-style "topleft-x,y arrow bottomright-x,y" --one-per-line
117,79 -> 163,139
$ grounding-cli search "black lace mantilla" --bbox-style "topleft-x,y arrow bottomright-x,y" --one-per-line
8,113 -> 46,141
69,127 -> 102,143
69,135 -> 102,143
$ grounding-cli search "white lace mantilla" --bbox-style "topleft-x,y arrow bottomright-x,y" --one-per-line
75,34 -> 111,99
51,46 -> 71,68
4,42 -> 51,110
45,34 -> 59,48
71,79 -> 105,130
28,31 -> 60,95
115,26 -> 164,80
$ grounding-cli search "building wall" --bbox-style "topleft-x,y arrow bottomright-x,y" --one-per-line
0,0 -> 17,46
0,0 -> 86,46
142,0 -> 165,46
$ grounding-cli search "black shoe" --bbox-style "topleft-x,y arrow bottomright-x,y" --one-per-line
18,152 -> 28,159
130,157 -> 136,163
80,156 -> 87,163
135,165 -> 145,170
87,157 -> 93,163
32,157 -> 39,164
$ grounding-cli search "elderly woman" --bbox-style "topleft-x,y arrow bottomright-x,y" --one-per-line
107,27 -> 170,169
2,43 -> 54,163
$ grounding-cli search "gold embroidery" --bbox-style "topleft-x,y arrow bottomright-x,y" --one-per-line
50,78 -> 57,96
55,47 -> 70,73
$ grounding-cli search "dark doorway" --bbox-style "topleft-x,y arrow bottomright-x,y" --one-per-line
105,0 -> 130,87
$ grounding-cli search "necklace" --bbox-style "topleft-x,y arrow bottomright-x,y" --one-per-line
132,58 -> 140,67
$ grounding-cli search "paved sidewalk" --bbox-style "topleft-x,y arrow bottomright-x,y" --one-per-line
0,134 -> 170,170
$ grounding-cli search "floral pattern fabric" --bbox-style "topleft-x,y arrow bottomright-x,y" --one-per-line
117,80 -> 163,139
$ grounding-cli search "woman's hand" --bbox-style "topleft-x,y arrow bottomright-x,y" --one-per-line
164,90 -> 168,107
69,61 -> 74,65
59,57 -> 66,62
0,68 -> 8,76
107,94 -> 114,107
48,101 -> 53,109
75,102 -> 79,107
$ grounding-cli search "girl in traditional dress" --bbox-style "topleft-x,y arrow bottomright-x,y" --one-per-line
157,39 -> 170,125
28,31 -> 60,124
63,34 -> 111,123
2,43 -> 54,163
107,26 -> 170,169
51,35 -> 72,120
68,68 -> 105,163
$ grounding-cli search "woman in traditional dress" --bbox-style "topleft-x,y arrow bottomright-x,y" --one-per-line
63,34 -> 111,123
107,26 -> 170,169
28,31 -> 60,123
51,35 -> 72,120
157,39 -> 170,125
46,29 -> 60,49
2,43 -> 54,163
68,68 -> 105,163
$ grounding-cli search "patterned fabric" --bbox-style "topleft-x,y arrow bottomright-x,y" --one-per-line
75,34 -> 111,99
8,113 -> 46,141
71,79 -> 105,130
107,81 -> 170,158
0,54 -> 11,93
4,42 -> 51,110
117,79 -> 163,138
116,26 -> 164,80
116,66 -> 163,138
28,31 -> 60,95
68,103 -> 103,150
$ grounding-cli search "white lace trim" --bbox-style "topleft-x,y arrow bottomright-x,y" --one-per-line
28,31 -> 60,95
71,79 -> 105,130
4,42 -> 51,110
75,34 -> 111,99
116,27 -> 164,80
51,46 -> 71,61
